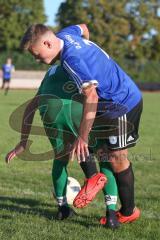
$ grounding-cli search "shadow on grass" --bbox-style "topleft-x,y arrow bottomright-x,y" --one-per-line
0,196 -> 40,207
0,215 -> 12,220
0,195 -> 55,220
0,195 -> 100,227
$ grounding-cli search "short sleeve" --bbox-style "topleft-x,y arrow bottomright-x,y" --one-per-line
62,56 -> 98,92
57,25 -> 83,37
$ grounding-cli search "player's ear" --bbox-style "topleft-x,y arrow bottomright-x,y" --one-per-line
44,40 -> 52,48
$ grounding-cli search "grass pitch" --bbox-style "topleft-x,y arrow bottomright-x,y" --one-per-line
0,90 -> 160,240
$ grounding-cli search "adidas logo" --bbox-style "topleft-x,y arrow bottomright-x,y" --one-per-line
127,135 -> 134,142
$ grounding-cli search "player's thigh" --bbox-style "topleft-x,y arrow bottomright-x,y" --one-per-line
94,100 -> 142,171
103,100 -> 143,151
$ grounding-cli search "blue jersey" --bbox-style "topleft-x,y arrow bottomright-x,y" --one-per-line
56,25 -> 142,118
2,64 -> 14,79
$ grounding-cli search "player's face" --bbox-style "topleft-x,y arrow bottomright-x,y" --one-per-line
7,58 -> 12,64
29,38 -> 60,65
29,43 -> 53,64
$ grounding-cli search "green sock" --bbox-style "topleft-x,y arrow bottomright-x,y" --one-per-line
99,161 -> 118,211
52,158 -> 69,206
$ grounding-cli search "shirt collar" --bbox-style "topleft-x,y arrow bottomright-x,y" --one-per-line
60,39 -> 64,57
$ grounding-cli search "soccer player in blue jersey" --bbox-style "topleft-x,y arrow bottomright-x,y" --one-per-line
20,24 -> 143,224
1,58 -> 15,95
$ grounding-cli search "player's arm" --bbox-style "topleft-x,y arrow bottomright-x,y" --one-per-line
70,84 -> 98,162
59,24 -> 89,40
5,95 -> 39,163
19,95 -> 39,146
12,65 -> 15,73
0,69 -> 2,78
79,85 -> 98,141
63,56 -> 98,162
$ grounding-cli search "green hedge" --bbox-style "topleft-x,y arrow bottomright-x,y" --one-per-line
0,51 -> 159,83
116,58 -> 160,83
0,51 -> 48,71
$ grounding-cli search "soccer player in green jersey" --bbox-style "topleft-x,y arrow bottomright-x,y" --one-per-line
6,65 -> 119,229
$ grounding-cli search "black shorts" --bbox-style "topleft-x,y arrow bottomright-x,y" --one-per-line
3,78 -> 10,83
90,99 -> 143,151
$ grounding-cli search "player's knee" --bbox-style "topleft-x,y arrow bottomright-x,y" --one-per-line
96,147 -> 109,163
108,149 -> 129,171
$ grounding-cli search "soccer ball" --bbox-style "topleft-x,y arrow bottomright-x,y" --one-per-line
66,177 -> 81,205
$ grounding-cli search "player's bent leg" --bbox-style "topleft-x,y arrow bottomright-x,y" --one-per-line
1,81 -> 5,89
97,147 -> 120,229
109,149 -> 140,222
108,149 -> 130,173
52,156 -> 77,220
73,154 -> 107,208
52,158 -> 68,201
100,166 -> 120,228
4,82 -> 10,95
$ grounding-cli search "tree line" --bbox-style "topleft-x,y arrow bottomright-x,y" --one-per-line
0,0 -> 160,82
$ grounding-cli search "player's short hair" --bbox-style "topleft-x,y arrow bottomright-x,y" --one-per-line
20,24 -> 51,50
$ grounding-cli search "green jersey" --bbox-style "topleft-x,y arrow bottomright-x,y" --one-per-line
37,65 -> 83,153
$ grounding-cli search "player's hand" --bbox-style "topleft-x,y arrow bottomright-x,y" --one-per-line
5,143 -> 26,164
70,137 -> 89,163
